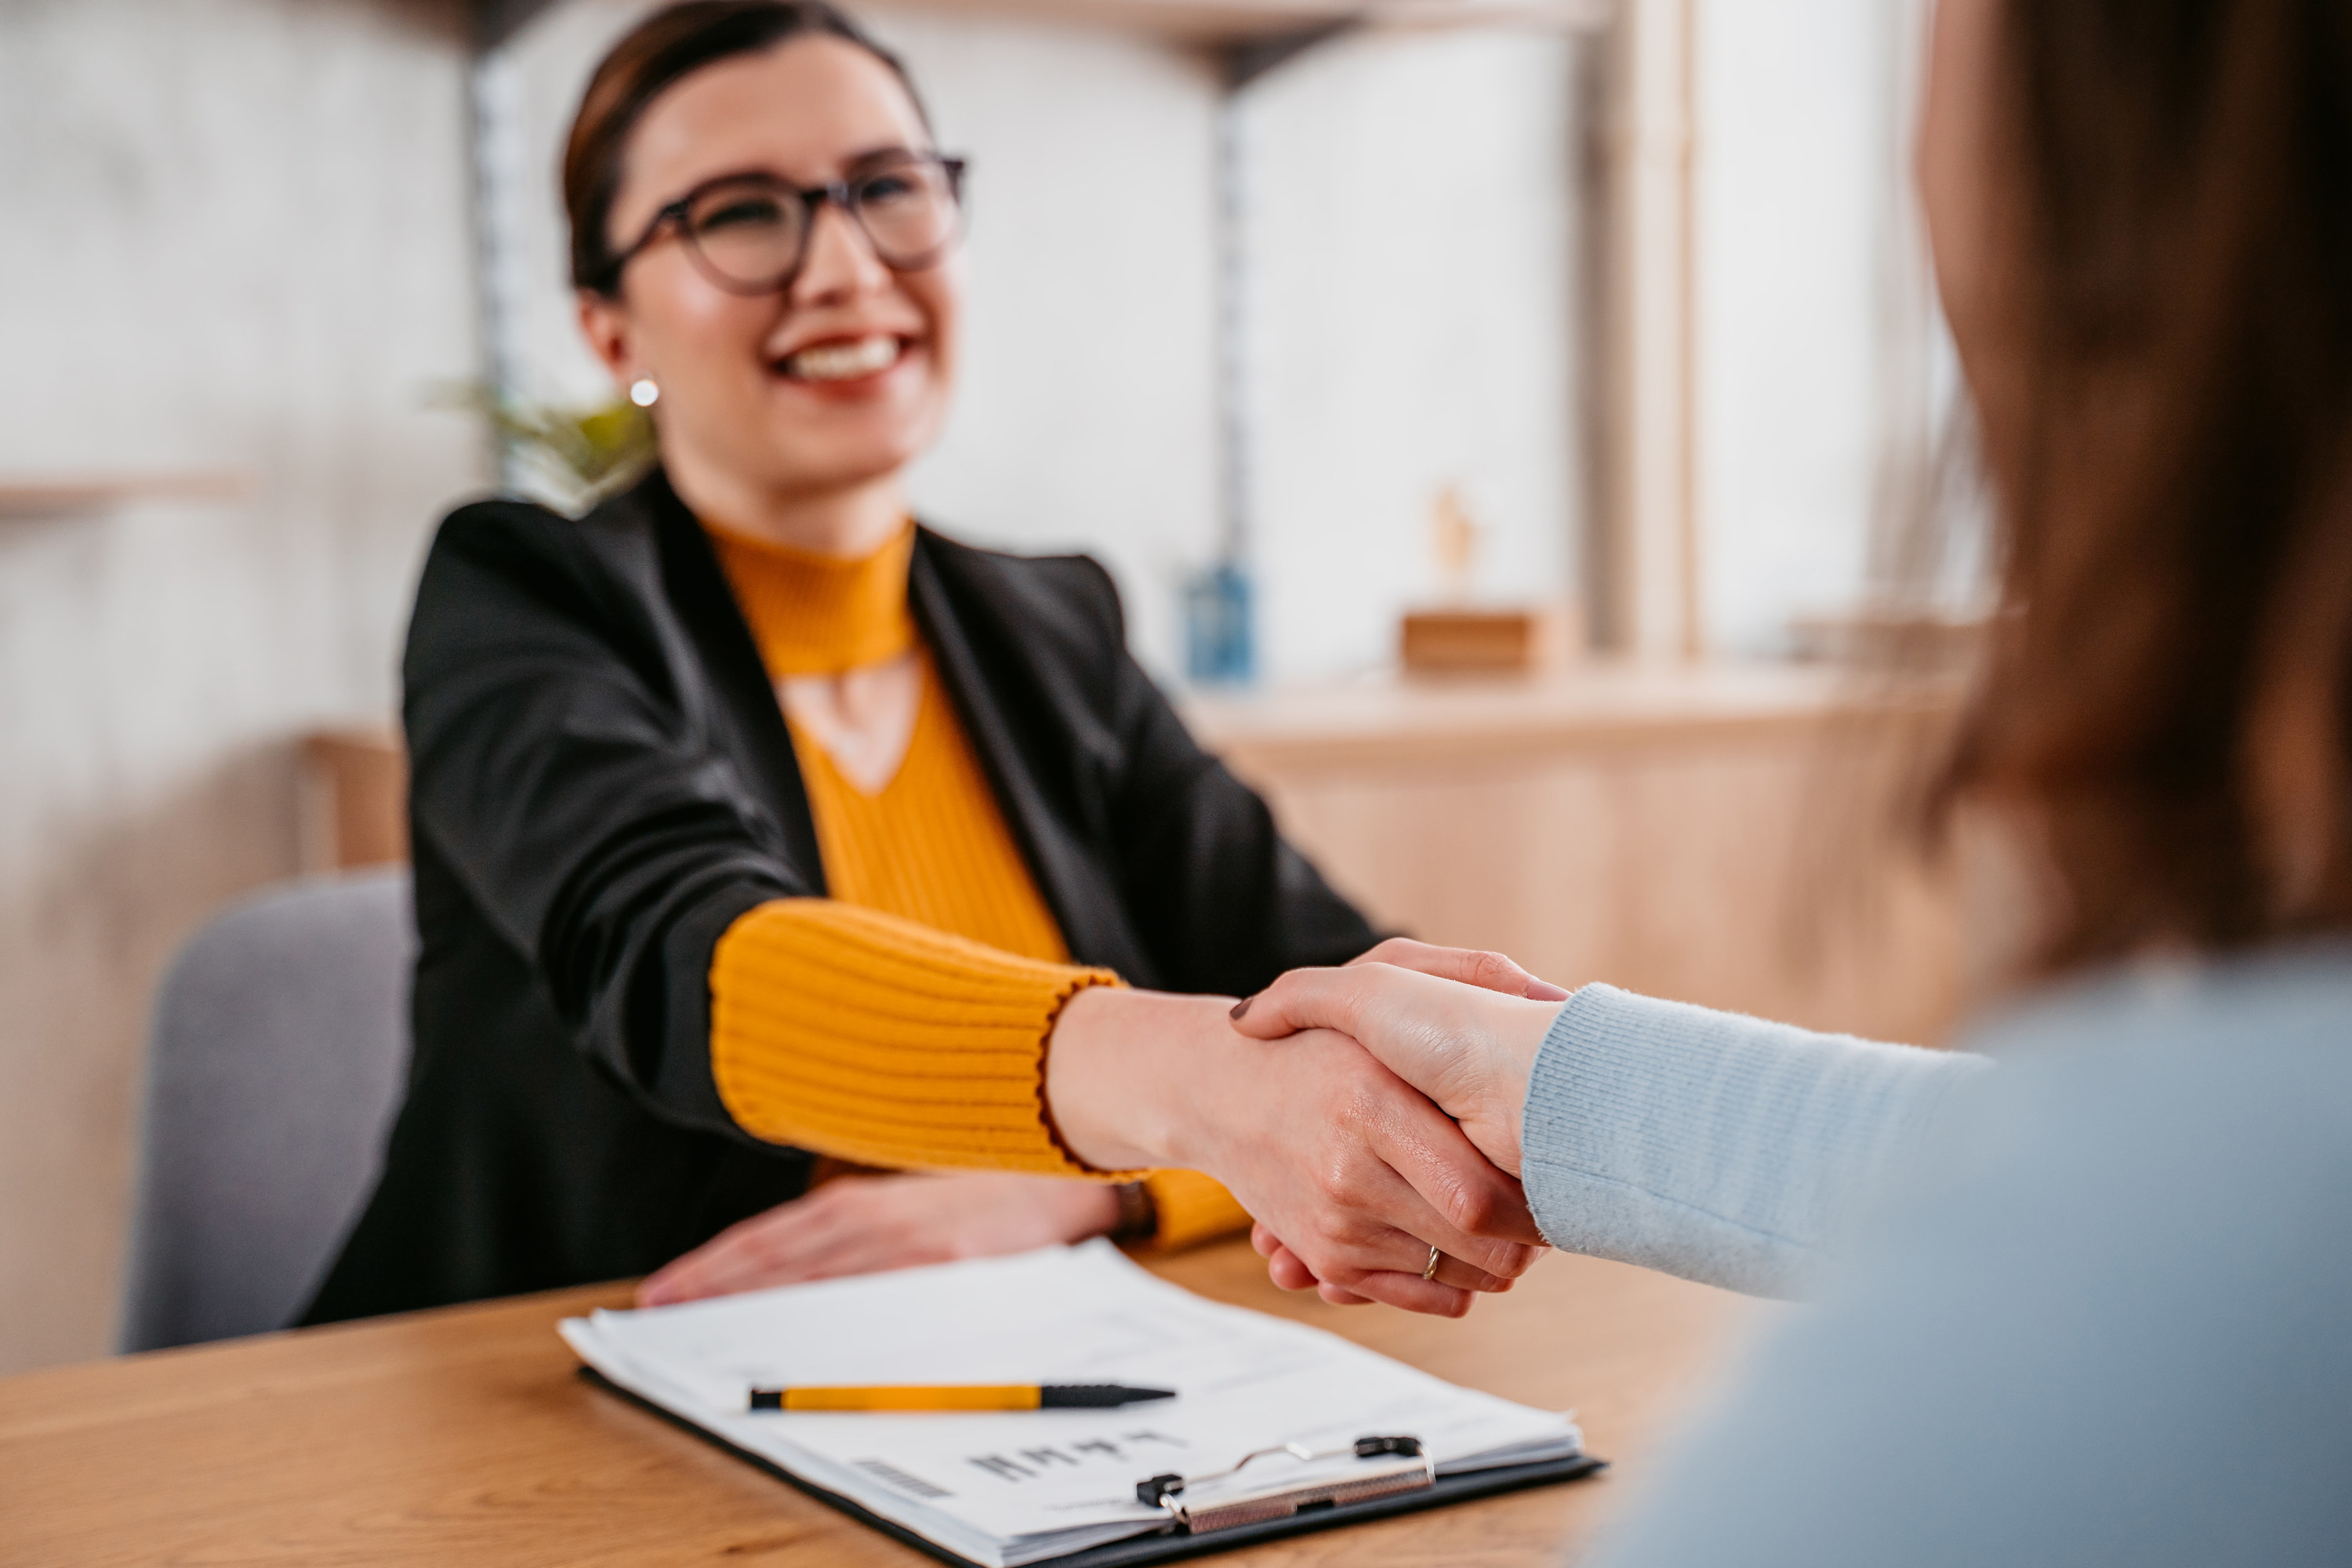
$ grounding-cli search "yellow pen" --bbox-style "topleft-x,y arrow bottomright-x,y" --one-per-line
747,1383 -> 1174,1413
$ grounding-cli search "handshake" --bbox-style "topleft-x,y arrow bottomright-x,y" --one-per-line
1044,938 -> 1575,1318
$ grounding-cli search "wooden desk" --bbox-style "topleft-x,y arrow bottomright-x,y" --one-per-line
0,1243 -> 1751,1566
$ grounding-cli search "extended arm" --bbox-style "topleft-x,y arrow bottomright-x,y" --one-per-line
1522,985 -> 1988,1297
1233,964 -> 1989,1300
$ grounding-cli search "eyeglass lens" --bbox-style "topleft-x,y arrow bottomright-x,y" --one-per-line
680,158 -> 960,292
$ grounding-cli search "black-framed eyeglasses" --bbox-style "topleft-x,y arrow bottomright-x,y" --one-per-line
604,151 -> 967,296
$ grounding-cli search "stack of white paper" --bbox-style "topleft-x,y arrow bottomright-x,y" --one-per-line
561,1240 -> 1582,1567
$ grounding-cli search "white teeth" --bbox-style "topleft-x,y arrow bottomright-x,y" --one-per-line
785,335 -> 902,382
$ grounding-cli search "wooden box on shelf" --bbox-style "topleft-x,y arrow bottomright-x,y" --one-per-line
1399,604 -> 1577,676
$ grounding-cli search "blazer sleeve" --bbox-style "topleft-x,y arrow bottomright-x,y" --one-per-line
1073,561 -> 1382,995
403,499 -> 804,1136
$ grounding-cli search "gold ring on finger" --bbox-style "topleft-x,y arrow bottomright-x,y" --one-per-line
1421,1244 -> 1443,1282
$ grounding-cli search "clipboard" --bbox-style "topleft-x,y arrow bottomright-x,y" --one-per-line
583,1367 -> 1607,1567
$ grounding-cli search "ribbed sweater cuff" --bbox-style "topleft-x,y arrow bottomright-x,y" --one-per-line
710,899 -> 1127,1178
1137,1170 -> 1252,1252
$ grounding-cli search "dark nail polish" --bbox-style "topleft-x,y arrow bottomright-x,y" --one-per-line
1229,996 -> 1253,1022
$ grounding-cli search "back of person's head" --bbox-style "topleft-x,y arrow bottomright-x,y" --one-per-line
1940,0 -> 2352,971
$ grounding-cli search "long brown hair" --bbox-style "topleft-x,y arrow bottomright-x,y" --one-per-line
563,1 -> 926,297
1938,0 -> 2352,970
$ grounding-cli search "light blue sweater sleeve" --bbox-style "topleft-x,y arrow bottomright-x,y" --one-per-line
1519,985 -> 1990,1298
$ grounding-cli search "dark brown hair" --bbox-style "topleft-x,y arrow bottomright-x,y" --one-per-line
563,1 -> 927,296
1937,0 -> 2352,968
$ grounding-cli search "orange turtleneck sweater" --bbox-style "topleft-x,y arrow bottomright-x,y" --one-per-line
702,521 -> 1247,1251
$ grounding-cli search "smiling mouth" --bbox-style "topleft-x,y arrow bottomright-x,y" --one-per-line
779,334 -> 906,383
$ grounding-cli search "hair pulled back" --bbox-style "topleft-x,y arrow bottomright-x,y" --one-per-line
564,0 -> 927,296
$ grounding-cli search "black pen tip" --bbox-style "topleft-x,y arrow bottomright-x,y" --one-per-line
1039,1384 -> 1178,1408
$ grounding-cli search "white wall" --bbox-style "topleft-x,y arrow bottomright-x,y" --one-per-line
1693,0 -> 1920,654
1243,27 -> 1581,681
484,0 -> 1224,674
0,0 -> 485,1373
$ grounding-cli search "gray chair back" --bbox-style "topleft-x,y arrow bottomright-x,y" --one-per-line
118,869 -> 414,1352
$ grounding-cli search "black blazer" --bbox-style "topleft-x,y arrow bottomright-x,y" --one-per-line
302,467 -> 1377,1324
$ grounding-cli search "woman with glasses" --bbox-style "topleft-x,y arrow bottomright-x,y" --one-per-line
302,0 -> 1544,1327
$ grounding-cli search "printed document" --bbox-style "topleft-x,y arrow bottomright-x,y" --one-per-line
561,1240 -> 1582,1567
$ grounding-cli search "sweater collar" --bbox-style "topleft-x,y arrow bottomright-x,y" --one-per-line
702,517 -> 918,676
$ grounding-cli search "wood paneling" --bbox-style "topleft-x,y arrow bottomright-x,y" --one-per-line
0,1240 -> 1754,1566
1189,666 -> 1964,1044
299,729 -> 408,873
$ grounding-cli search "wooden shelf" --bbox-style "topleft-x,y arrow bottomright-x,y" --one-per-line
477,0 -> 1602,53
881,0 -> 1606,43
1183,660 -> 1958,770
0,471 -> 252,518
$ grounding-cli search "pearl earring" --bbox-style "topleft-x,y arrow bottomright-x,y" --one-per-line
629,378 -> 659,408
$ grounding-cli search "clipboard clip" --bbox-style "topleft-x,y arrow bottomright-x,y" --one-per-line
1134,1435 -> 1433,1534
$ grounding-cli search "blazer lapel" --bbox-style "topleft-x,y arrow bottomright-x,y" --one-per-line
909,539 -> 1162,989
642,470 -> 827,892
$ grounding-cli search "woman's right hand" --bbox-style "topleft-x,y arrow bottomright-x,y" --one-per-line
1043,985 -> 1544,1316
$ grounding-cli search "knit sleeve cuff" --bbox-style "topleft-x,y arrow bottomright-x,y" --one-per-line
1135,1170 -> 1253,1252
710,898 -> 1129,1178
